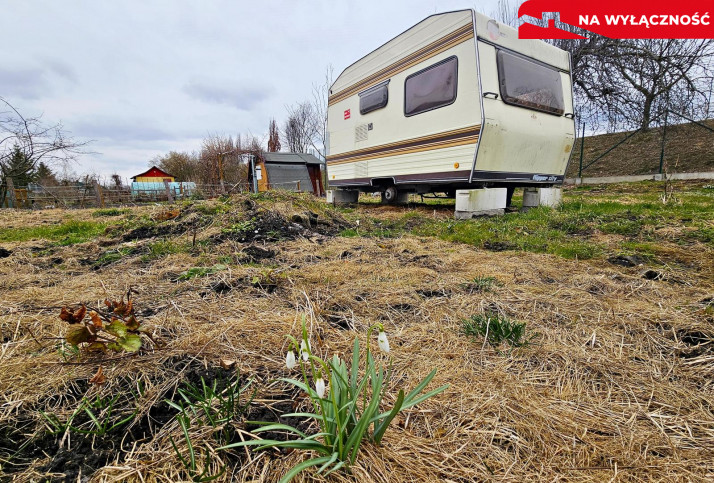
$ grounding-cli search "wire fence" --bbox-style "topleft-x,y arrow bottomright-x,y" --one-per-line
0,180 -> 250,209
0,178 -> 320,209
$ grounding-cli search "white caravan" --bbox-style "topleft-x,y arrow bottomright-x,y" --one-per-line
326,9 -> 575,202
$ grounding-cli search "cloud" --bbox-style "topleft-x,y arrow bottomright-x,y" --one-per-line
183,79 -> 274,110
0,60 -> 78,100
72,118 -> 177,142
0,67 -> 48,99
42,59 -> 79,84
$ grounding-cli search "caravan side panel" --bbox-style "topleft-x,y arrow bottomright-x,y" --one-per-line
327,11 -> 481,187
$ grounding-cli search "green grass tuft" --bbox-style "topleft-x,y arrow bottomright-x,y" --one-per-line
0,220 -> 106,245
462,312 -> 536,350
92,208 -> 130,217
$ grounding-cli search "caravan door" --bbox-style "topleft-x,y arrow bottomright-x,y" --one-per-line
472,30 -> 575,183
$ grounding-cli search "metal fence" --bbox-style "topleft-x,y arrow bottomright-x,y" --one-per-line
0,179 -> 250,209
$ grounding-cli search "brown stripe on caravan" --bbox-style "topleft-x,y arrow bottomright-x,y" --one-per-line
329,170 -> 472,186
329,170 -> 566,186
326,125 -> 480,165
328,23 -> 474,106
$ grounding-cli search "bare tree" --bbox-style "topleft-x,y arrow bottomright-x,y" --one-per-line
1,97 -> 89,202
110,173 -> 123,189
282,102 -> 318,153
494,2 -> 714,131
311,64 -> 333,160
267,118 -> 281,152
200,134 -> 237,185
152,151 -> 201,182
599,39 -> 714,130
1,97 -> 88,168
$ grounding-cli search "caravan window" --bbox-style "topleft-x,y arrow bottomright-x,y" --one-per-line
497,50 -> 564,116
359,81 -> 389,115
404,56 -> 458,116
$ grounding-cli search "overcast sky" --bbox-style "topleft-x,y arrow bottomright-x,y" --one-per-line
1,1 -> 500,181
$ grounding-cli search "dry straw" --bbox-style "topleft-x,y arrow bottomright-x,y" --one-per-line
0,196 -> 712,482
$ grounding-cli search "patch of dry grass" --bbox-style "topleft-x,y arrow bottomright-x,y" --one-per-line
0,190 -> 713,482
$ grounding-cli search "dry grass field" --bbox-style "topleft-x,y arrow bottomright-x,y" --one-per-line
0,181 -> 712,482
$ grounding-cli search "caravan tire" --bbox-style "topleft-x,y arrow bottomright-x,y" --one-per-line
381,186 -> 399,204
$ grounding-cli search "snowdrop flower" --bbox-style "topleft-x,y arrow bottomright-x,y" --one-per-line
300,339 -> 311,361
378,330 -> 390,353
315,376 -> 326,398
286,350 -> 296,370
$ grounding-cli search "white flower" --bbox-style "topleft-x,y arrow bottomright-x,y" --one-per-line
300,339 -> 310,361
286,350 -> 296,369
315,377 -> 326,398
377,331 -> 390,353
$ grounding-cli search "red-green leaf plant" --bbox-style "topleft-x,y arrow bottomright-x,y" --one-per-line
218,316 -> 448,482
59,291 -> 160,355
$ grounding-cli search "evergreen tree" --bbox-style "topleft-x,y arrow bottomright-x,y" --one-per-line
1,145 -> 37,187
35,162 -> 58,185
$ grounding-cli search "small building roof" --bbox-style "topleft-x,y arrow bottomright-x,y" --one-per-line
262,152 -> 324,165
131,166 -> 175,180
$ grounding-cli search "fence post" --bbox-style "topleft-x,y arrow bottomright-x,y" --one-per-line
164,180 -> 174,203
659,111 -> 669,175
6,178 -> 16,208
94,181 -> 105,207
578,121 -> 585,179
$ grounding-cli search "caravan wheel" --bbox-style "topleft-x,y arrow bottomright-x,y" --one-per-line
381,186 -> 399,204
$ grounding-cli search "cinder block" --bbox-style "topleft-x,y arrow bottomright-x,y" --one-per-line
332,189 -> 359,205
454,188 -> 506,219
538,187 -> 562,208
522,187 -> 563,210
522,188 -> 540,210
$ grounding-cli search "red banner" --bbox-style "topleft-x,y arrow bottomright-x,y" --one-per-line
518,0 -> 714,39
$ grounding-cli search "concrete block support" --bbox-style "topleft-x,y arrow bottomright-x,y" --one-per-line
326,190 -> 334,203
522,188 -> 540,210
538,187 -> 562,208
331,189 -> 359,205
522,187 -> 563,211
454,188 -> 506,219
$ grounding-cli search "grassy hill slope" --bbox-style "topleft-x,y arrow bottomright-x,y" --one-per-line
567,119 -> 714,178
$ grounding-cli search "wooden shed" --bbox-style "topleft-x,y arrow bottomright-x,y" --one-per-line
131,166 -> 175,183
248,153 -> 325,196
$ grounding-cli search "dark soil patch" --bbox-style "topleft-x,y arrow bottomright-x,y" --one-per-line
675,329 -> 713,359
390,303 -> 413,312
609,254 -> 645,267
208,280 -> 234,295
416,288 -> 451,298
484,240 -> 517,252
121,223 -> 182,242
241,245 -> 276,262
216,208 -> 344,246
0,247 -> 12,258
678,329 -> 712,347
245,387 -> 310,443
324,305 -> 354,330
642,269 -> 666,281
2,358 -> 244,482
